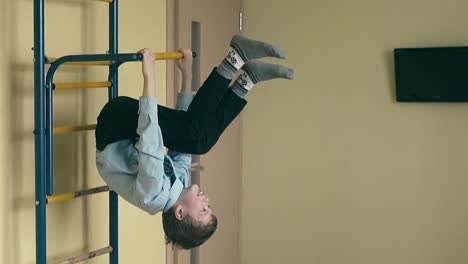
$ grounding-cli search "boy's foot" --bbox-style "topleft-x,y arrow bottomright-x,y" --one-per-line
217,34 -> 288,79
231,60 -> 295,98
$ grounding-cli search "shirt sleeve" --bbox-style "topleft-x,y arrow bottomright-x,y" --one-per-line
133,97 -> 172,214
175,92 -> 193,111
167,92 -> 193,186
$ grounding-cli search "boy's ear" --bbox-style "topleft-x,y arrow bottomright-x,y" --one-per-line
175,204 -> 184,221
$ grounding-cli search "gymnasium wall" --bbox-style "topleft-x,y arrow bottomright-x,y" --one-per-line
241,0 -> 468,263
0,0 -> 167,263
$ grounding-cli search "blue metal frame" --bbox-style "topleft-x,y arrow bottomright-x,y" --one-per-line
109,1 -> 119,263
34,0 -> 142,262
109,0 -> 119,99
43,52 -> 141,262
34,0 -> 47,262
45,53 -> 143,197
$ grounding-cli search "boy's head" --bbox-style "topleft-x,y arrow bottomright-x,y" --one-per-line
162,184 -> 217,249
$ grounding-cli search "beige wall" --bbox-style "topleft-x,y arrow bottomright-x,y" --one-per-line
0,0 -> 167,263
241,1 -> 468,264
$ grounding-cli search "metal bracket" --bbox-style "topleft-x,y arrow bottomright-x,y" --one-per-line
239,12 -> 243,32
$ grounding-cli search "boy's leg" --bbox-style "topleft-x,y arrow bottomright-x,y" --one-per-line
96,35 -> 293,152
157,105 -> 201,152
95,96 -> 194,151
95,96 -> 139,151
187,61 -> 295,154
186,34 -> 288,118
185,68 -> 232,118
191,89 -> 247,154
95,62 -> 294,153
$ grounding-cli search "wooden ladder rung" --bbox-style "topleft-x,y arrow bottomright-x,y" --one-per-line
53,124 -> 96,135
57,246 -> 112,264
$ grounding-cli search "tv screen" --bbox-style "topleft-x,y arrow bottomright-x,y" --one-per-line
394,46 -> 468,102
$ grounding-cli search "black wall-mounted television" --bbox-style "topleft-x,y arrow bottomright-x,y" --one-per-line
394,46 -> 468,102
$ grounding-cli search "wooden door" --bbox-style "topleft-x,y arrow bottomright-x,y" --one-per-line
166,0 -> 242,264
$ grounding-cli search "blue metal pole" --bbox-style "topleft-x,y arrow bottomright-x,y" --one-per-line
109,0 -> 119,263
109,0 -> 118,100
33,0 -> 47,263
46,63 -> 54,196
46,68 -> 54,196
109,191 -> 119,264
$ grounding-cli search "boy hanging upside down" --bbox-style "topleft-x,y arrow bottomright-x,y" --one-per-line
95,34 -> 295,249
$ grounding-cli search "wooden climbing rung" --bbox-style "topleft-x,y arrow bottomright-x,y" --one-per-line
53,124 -> 97,135
57,246 -> 112,264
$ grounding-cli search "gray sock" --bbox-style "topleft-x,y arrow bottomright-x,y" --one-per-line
231,60 -> 295,98
217,34 -> 288,80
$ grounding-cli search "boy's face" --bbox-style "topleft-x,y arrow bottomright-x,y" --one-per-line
179,184 -> 213,225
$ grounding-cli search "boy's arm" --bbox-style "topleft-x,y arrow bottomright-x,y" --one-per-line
168,49 -> 194,184
134,97 -> 170,214
140,48 -> 156,98
176,48 -> 193,94
133,49 -> 170,214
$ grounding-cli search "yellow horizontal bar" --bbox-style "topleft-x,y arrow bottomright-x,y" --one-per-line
47,186 -> 109,203
53,124 -> 96,135
47,193 -> 74,203
55,81 -> 111,90
95,0 -> 113,2
154,52 -> 184,60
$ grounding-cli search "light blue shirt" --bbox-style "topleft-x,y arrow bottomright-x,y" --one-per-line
96,93 -> 193,214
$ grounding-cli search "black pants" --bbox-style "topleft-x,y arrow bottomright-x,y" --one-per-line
95,68 -> 247,155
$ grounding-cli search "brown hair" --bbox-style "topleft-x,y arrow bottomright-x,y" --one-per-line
162,207 -> 218,250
